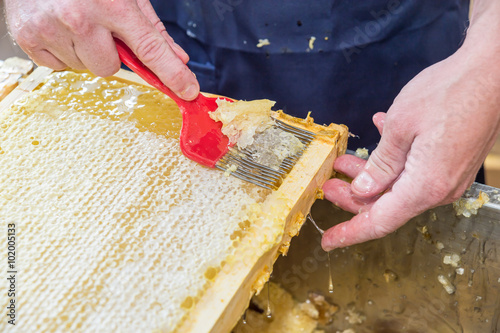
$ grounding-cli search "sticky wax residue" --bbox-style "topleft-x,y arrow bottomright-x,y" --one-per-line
354,147 -> 369,159
1,71 -> 277,332
443,253 -> 461,268
210,99 -> 304,170
257,39 -> 271,47
209,99 -> 275,148
233,282 -> 320,333
247,127 -> 304,170
453,191 -> 490,217
438,275 -> 456,294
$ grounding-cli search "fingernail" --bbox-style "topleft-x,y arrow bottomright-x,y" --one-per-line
322,241 -> 336,252
323,245 -> 336,252
181,84 -> 198,100
352,171 -> 376,194
321,233 -> 337,251
174,43 -> 189,58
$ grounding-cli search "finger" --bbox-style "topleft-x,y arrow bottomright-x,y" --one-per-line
48,43 -> 86,70
323,178 -> 376,214
333,154 -> 367,179
114,9 -> 199,100
351,117 -> 414,197
322,174 -> 426,250
136,0 -> 189,64
373,112 -> 386,135
28,49 -> 67,70
73,28 -> 121,77
38,28 -> 86,70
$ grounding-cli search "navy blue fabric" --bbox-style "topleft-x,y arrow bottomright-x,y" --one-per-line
151,0 -> 469,152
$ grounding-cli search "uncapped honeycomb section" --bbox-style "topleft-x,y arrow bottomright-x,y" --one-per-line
0,72 -> 271,332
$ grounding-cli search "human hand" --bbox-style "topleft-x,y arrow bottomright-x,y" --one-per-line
321,40 -> 500,250
4,0 -> 199,100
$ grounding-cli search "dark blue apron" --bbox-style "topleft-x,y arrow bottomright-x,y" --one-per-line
150,0 -> 469,152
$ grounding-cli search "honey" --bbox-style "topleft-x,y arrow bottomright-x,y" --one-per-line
0,71 -> 271,332
0,69 -> 348,333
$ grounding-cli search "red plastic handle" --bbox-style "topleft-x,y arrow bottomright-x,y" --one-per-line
114,38 -> 185,105
113,38 -> 233,168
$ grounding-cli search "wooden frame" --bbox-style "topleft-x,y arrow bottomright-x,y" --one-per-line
1,67 -> 348,332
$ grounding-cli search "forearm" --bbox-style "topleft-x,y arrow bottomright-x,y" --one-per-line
322,1 -> 500,248
450,0 -> 500,136
470,0 -> 500,25
463,0 -> 500,54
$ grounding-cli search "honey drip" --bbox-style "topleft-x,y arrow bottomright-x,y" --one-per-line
242,309 -> 247,324
265,281 -> 273,319
1,70 -> 275,332
307,214 -> 324,235
327,251 -> 334,293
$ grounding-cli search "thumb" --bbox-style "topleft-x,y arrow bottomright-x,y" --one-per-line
137,0 -> 190,64
351,120 -> 413,197
114,8 -> 199,100
373,112 -> 386,135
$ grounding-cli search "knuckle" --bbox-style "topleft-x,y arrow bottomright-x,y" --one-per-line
15,32 -> 38,51
168,66 -> 189,85
134,34 -> 189,88
50,62 -> 68,71
134,34 -> 166,65
427,178 -> 452,204
57,7 -> 91,36
153,20 -> 167,35
13,20 -> 45,51
368,150 -> 399,177
96,59 -> 121,78
369,222 -> 393,240
32,54 -> 66,70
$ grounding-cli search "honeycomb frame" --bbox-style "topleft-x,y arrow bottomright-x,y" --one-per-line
0,67 -> 348,333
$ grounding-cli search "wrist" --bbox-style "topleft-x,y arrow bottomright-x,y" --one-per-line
462,1 -> 500,55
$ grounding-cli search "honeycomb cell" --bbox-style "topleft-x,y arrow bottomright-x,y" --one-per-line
0,71 -> 273,332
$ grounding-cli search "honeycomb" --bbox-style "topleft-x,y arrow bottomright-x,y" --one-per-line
0,71 -> 281,332
209,99 -> 275,148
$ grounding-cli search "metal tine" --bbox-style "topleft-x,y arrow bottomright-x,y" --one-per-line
233,151 -> 288,176
221,159 -> 286,181
281,150 -> 304,165
284,151 -> 304,163
278,131 -> 312,143
297,139 -> 312,145
217,119 -> 316,190
232,169 -> 280,188
274,120 -> 315,139
222,157 -> 283,181
216,166 -> 276,190
224,154 -> 285,179
227,163 -> 282,184
274,118 -> 315,135
237,150 -> 290,176
217,164 -> 279,189
239,151 -> 287,173
277,148 -> 307,171
274,118 -> 315,132
224,147 -> 246,159
230,171 -> 275,189
235,165 -> 282,183
280,160 -> 295,168
287,133 -> 313,143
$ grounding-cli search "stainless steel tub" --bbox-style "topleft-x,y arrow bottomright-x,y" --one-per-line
271,183 -> 500,332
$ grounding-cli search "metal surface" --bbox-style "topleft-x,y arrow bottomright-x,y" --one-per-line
272,183 -> 500,332
216,119 -> 315,190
